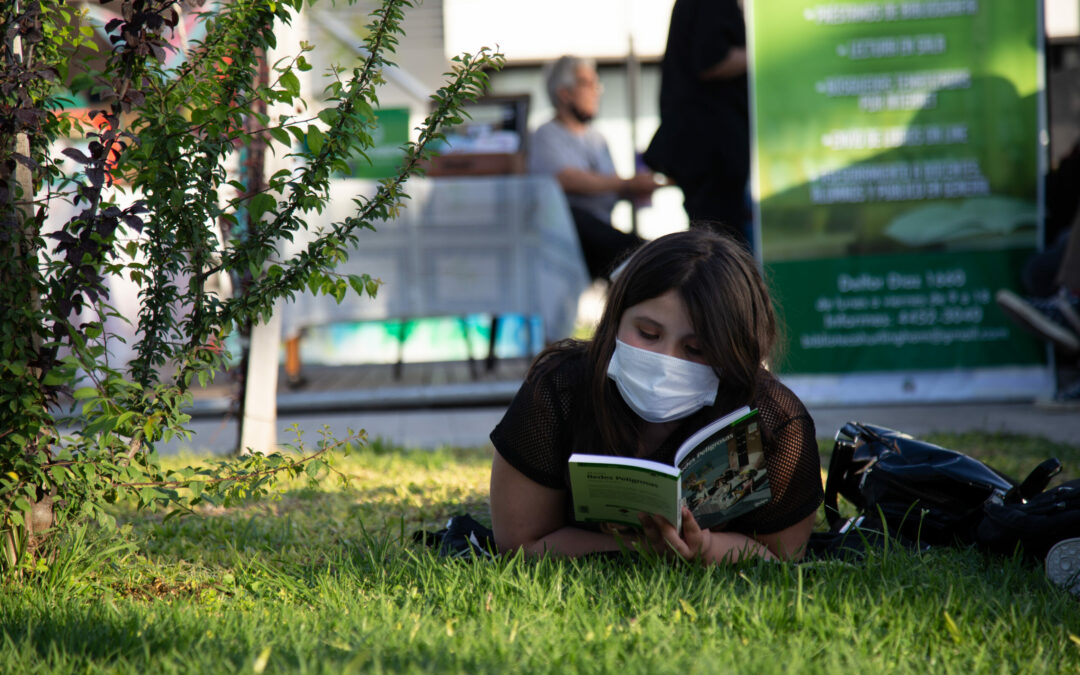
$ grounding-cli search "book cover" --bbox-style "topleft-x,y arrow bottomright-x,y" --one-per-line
566,456 -> 679,529
568,406 -> 770,532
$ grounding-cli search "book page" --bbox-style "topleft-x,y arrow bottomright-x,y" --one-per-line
677,415 -> 771,530
673,405 -> 752,467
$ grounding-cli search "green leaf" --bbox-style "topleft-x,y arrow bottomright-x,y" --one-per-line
249,193 -> 276,222
280,71 -> 301,98
355,100 -> 375,121
306,126 -> 324,155
115,411 -> 136,430
268,126 -> 292,146
47,367 -> 72,389
97,512 -> 116,530
50,466 -> 69,485
331,279 -> 347,303
73,387 -> 99,400
317,109 -> 339,126
365,278 -> 381,297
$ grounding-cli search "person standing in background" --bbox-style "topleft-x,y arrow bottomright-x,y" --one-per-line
529,56 -> 660,280
644,0 -> 752,250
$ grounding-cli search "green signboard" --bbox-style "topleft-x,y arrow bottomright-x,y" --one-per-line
342,107 -> 410,179
749,0 -> 1046,380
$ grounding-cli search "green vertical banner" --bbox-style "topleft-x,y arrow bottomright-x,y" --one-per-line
748,0 -> 1050,401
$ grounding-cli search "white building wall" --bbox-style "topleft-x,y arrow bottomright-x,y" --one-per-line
1046,0 -> 1080,39
443,0 -> 676,61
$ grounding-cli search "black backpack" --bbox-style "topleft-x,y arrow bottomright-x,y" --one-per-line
823,422 -> 1068,553
976,479 -> 1080,559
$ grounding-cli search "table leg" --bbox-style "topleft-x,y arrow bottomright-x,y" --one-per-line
459,316 -> 479,379
486,315 -> 499,372
393,319 -> 406,381
285,334 -> 307,389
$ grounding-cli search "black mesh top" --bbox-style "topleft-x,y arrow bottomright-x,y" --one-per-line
490,346 -> 824,535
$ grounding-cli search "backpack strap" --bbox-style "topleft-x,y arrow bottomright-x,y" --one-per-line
824,433 -> 857,528
1017,458 -> 1063,500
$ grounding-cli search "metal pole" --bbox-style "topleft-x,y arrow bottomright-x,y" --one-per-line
627,34 -> 641,237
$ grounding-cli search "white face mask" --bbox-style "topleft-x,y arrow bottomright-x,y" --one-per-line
606,339 -> 720,423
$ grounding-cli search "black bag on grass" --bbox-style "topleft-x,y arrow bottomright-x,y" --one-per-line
413,514 -> 497,559
824,422 -> 1062,549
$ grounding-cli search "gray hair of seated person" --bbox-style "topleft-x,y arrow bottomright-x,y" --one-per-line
544,55 -> 596,108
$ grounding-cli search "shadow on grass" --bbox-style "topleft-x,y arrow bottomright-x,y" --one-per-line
6,541 -> 1079,673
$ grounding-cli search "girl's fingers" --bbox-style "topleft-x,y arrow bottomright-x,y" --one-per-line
681,507 -> 701,537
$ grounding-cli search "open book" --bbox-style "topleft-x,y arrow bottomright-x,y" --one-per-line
567,406 -> 770,531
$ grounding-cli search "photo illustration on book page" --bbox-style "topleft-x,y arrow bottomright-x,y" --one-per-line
678,414 -> 771,530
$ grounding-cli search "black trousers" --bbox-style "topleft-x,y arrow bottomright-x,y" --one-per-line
569,206 -> 644,281
678,170 -> 752,252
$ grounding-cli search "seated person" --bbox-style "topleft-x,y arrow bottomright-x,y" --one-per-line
995,140 -> 1080,404
489,229 -> 824,563
529,55 -> 660,280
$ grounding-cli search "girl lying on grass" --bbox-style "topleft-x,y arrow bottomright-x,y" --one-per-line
489,229 -> 823,564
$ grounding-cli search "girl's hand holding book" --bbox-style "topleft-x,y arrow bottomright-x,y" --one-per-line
638,508 -> 776,564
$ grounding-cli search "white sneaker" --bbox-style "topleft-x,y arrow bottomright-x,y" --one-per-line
1046,537 -> 1080,597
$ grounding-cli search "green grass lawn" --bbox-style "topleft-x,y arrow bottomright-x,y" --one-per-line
3,433 -> 1080,673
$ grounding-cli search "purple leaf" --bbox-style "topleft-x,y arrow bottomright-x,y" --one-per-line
126,88 -> 146,106
13,153 -> 39,170
14,108 -> 43,124
123,214 -> 145,232
62,147 -> 90,164
87,167 -> 105,188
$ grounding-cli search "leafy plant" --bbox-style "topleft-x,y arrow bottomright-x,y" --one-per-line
0,0 -> 502,576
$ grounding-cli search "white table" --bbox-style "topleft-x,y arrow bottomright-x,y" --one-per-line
279,175 -> 590,370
